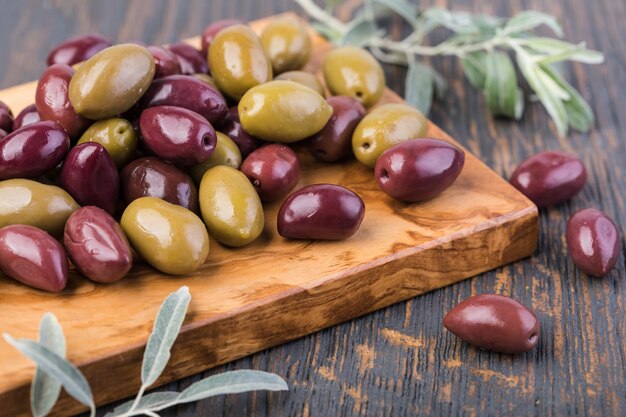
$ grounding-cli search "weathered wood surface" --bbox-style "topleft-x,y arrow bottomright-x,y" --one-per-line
0,1 -> 623,416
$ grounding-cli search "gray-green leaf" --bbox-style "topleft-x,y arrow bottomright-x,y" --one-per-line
370,0 -> 417,27
405,60 -> 434,114
141,286 -> 191,387
523,38 -> 605,65
461,51 -> 488,90
503,10 -> 563,37
339,16 -> 379,46
484,51 -> 524,119
310,22 -> 342,43
104,391 -> 179,417
422,8 -> 480,35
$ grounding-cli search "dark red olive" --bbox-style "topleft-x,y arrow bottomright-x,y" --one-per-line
0,121 -> 69,180
168,42 -> 209,75
136,75 -> 227,125
241,144 -> 300,202
0,129 -> 7,140
278,184 -> 365,240
139,106 -> 216,166
375,138 -> 464,202
220,106 -> 263,158
12,104 -> 41,131
59,142 -> 119,214
444,294 -> 540,354
64,206 -> 133,283
201,19 -> 243,55
0,100 -> 13,133
308,96 -> 365,162
0,225 -> 68,292
35,64 -> 91,140
46,33 -> 112,67
509,151 -> 586,208
121,157 -> 199,212
566,208 -> 621,276
147,46 -> 182,78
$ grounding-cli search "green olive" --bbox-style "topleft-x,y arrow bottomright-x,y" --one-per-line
199,166 -> 264,247
238,80 -> 332,143
0,179 -> 79,237
275,71 -> 325,96
208,24 -> 272,100
69,44 -> 155,119
323,46 -> 385,108
120,197 -> 209,275
77,118 -> 137,168
192,73 -> 218,90
352,104 -> 428,168
188,132 -> 242,184
260,18 -> 312,74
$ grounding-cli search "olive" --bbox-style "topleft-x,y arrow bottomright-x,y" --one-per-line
168,42 -> 209,75
69,44 -> 156,119
375,138 -> 465,202
139,106 -> 216,166
77,118 -> 137,168
209,24 -> 273,100
0,225 -> 68,292
277,184 -> 365,240
64,206 -> 133,283
260,18 -> 312,74
241,144 -> 300,202
199,165 -> 264,247
201,19 -> 243,55
308,96 -> 365,162
509,151 -> 587,208
147,45 -> 182,78
121,197 -> 209,275
219,106 -> 263,158
352,103 -> 428,168
0,129 -> 7,140
0,121 -> 70,180
444,294 -> 540,354
566,208 -> 621,277
12,104 -> 41,130
0,179 -> 79,237
192,73 -> 218,89
46,33 -> 112,67
188,132 -> 242,184
35,64 -> 91,140
323,46 -> 385,107
0,100 -> 13,132
275,71 -> 325,96
239,80 -> 332,143
121,157 -> 199,212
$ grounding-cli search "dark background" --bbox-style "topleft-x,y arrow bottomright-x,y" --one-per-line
1,0 -> 624,416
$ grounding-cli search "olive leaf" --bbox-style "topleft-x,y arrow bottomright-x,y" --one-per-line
422,8 -> 480,35
484,51 -> 524,119
523,38 -> 604,64
405,58 -> 446,114
461,51 -> 488,90
503,10 -> 563,37
104,392 -> 180,417
369,0 -> 418,27
339,16 -> 380,46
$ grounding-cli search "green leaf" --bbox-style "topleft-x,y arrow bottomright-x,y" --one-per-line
141,286 -> 191,387
503,10 -> 563,37
431,67 -> 448,100
339,16 -> 379,46
310,22 -> 343,43
484,51 -> 524,119
370,0 -> 417,26
522,38 -> 603,64
405,60 -> 434,114
104,391 -> 179,417
461,51 -> 488,89
422,8 -> 480,34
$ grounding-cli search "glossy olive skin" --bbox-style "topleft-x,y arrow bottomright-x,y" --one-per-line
64,206 -> 133,283
510,151 -> 587,208
0,129 -> 6,140
239,80 -> 332,143
136,75 -> 228,125
201,19 -> 243,55
139,106 -> 216,166
12,104 -> 40,130
0,225 -> 68,292
209,24 -> 273,100
308,96 -> 365,162
0,121 -> 70,180
188,132 -> 242,184
352,104 -> 428,168
168,42 -> 209,75
69,44 -> 156,119
77,118 -> 137,168
121,197 -> 209,275
566,208 -> 621,276
278,184 -> 365,240
444,294 -> 540,354
260,18 -> 312,74
0,100 -> 13,132
60,143 -> 120,214
220,106 -> 263,158
35,64 -> 91,140
275,71 -> 325,96
0,179 -> 79,237
323,46 -> 385,108
199,166 -> 264,247
241,144 -> 300,202
192,73 -> 218,89
147,46 -> 182,78
121,157 -> 199,212
46,33 -> 112,67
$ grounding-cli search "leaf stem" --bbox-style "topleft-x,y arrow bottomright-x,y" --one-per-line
126,385 -> 146,415
294,0 -> 346,33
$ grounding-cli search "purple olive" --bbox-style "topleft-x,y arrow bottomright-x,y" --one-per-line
375,138 -> 465,202
0,121 -> 70,180
64,206 -> 133,283
59,142 -> 119,214
139,106 -> 216,166
12,104 -> 41,131
0,100 -> 13,133
0,129 -> 7,140
566,208 -> 621,277
220,106 -> 263,158
121,157 -> 199,212
136,75 -> 227,125
278,184 -> 365,240
201,19 -> 243,55
444,294 -> 540,354
510,151 -> 586,208
46,33 -> 112,67
35,64 -> 91,140
0,225 -> 68,292
168,42 -> 209,75
147,45 -> 182,78
241,144 -> 300,202
308,96 -> 365,162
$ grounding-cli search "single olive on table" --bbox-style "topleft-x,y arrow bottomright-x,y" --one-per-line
188,132 -> 242,184
260,18 -> 312,74
241,144 -> 300,202
12,104 -> 41,130
147,45 -> 182,78
46,33 -> 112,67
77,117 -> 138,168
167,42 -> 209,75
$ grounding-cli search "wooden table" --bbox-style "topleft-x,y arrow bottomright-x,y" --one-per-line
0,1 -> 623,416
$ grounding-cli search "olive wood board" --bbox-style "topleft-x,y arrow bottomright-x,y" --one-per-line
0,13 -> 538,417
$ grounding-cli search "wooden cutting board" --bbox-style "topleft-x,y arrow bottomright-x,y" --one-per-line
0,13 -> 538,417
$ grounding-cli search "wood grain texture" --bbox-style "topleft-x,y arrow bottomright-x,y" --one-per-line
0,1 -> 623,417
